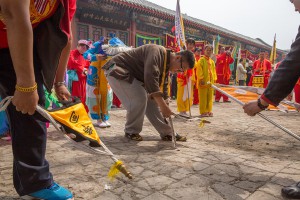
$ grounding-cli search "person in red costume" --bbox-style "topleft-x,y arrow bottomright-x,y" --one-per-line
193,47 -> 201,105
294,79 -> 300,103
215,47 -> 234,102
248,52 -> 272,88
68,39 -> 90,112
112,92 -> 122,108
274,54 -> 300,103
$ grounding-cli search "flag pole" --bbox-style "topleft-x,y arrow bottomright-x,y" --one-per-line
210,84 -> 300,141
168,117 -> 177,148
186,75 -> 192,118
270,34 -> 277,64
175,0 -> 192,118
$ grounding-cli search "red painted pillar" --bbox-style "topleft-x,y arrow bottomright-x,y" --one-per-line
130,11 -> 137,47
130,20 -> 136,47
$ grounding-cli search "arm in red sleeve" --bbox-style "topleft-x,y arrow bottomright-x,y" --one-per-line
266,61 -> 272,74
68,0 -> 76,20
228,55 -> 234,64
67,50 -> 84,75
84,60 -> 90,69
252,61 -> 259,75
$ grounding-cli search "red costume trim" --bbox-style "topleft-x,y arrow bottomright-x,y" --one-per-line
260,94 -> 276,106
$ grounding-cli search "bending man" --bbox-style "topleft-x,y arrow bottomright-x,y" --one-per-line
102,44 -> 195,141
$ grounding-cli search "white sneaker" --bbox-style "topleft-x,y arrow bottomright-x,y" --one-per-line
97,121 -> 107,128
104,121 -> 111,127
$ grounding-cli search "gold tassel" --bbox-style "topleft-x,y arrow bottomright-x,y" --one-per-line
108,160 -> 133,181
108,160 -> 122,181
199,119 -> 211,128
199,119 -> 205,128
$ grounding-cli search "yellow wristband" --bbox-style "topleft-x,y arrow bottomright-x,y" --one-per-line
15,82 -> 37,93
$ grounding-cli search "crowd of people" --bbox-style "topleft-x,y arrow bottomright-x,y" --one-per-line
1,0 -> 300,199
63,37 -> 244,122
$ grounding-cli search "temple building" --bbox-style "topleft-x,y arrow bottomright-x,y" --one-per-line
72,0 -> 287,61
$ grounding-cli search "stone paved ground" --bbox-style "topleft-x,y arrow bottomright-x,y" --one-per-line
1,100 -> 300,200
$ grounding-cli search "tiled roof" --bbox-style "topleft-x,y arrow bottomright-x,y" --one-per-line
116,0 -> 276,49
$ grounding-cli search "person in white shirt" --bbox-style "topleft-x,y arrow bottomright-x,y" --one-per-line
236,58 -> 247,86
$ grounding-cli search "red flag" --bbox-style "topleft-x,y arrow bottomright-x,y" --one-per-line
171,26 -> 175,33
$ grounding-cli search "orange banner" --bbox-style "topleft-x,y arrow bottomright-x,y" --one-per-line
219,87 -> 295,111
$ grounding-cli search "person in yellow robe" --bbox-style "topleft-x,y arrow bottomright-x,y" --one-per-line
196,45 -> 217,117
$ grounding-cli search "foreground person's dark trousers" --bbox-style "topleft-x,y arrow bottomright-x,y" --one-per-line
0,48 -> 53,196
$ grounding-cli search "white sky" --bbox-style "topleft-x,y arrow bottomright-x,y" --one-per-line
147,0 -> 300,50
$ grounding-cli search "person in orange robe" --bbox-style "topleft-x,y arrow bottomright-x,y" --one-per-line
67,40 -> 90,112
215,47 -> 234,102
248,52 -> 272,88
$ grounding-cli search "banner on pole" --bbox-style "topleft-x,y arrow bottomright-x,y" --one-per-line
165,33 -> 179,52
175,0 -> 186,50
136,34 -> 161,47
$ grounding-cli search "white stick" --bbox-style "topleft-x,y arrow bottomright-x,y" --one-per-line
168,117 -> 177,148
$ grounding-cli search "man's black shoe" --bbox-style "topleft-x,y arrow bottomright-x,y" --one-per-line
282,182 -> 300,199
162,133 -> 187,142
125,133 -> 143,141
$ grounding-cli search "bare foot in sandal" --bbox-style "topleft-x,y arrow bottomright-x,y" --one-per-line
200,113 -> 209,117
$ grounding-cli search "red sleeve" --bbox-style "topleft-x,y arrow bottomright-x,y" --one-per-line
264,60 -> 272,75
228,56 -> 234,64
260,94 -> 276,106
252,61 -> 258,73
68,50 -> 83,73
69,0 -> 77,20
0,27 -> 8,49
267,61 -> 272,71
274,62 -> 281,71
59,0 -> 77,39
85,60 -> 90,69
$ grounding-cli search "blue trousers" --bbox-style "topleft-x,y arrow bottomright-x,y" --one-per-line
0,101 -> 9,136
0,48 -> 52,196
